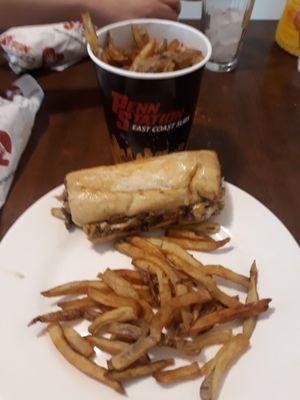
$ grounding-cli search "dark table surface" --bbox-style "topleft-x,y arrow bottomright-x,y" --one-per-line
0,21 -> 299,243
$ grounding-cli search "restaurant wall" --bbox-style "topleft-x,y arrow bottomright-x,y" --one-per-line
180,0 -> 286,20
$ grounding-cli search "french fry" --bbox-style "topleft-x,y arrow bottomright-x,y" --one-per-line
156,294 -> 207,338
28,309 -> 86,326
172,222 -> 221,235
102,269 -> 140,300
149,307 -> 172,340
158,333 -> 186,350
156,268 -> 172,307
81,12 -> 100,54
47,323 -> 124,394
108,335 -> 157,371
139,299 -> 154,323
86,336 -> 128,355
201,301 -> 219,317
136,269 -> 157,284
153,361 -> 202,384
133,285 -> 155,305
107,358 -> 174,381
62,325 -> 94,358
114,241 -> 145,259
201,344 -> 228,377
104,322 -> 145,342
131,24 -> 149,49
166,228 -> 214,241
168,39 -> 181,51
199,322 -> 242,376
162,58 -> 176,72
146,255 -> 180,287
182,329 -> 233,355
243,261 -> 259,338
83,309 -> 102,321
130,38 -> 156,71
156,38 -> 168,54
200,334 -> 249,400
147,237 -> 205,266
178,271 -> 195,283
167,253 -> 241,308
87,336 -> 150,365
133,256 -> 179,287
175,283 -> 193,332
51,207 -> 65,221
89,307 -> 138,335
128,236 -> 165,258
142,270 -> 159,304
134,316 -> 151,334
152,234 -> 228,260
87,287 -> 141,314
81,12 -> 109,63
204,264 -> 249,289
169,290 -> 212,309
149,290 -> 212,341
192,302 -> 203,323
129,55 -> 175,73
106,31 -> 129,65
191,299 -> 271,333
164,48 -> 203,69
132,257 -> 159,273
113,269 -> 144,285
166,236 -> 230,251
41,280 -> 110,297
58,297 -> 99,310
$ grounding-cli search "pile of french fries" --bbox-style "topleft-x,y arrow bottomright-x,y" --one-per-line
82,12 -> 204,72
29,223 -> 271,399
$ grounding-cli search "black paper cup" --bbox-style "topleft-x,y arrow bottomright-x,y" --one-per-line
87,19 -> 212,162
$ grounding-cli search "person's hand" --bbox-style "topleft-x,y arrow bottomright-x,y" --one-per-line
93,0 -> 181,24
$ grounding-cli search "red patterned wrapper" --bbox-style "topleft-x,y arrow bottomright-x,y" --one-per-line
0,21 -> 86,73
0,74 -> 44,208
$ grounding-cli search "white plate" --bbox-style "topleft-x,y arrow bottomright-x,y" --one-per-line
0,183 -> 299,400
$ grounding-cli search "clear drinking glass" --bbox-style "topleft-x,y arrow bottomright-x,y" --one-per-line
202,0 -> 255,72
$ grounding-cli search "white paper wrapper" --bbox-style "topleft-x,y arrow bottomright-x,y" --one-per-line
0,74 -> 44,208
0,21 -> 87,73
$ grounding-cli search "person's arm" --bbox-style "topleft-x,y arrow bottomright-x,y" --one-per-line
0,0 -> 181,29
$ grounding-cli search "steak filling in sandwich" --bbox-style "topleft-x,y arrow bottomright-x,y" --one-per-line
52,150 -> 224,242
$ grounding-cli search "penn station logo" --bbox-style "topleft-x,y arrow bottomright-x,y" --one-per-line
111,91 -> 187,133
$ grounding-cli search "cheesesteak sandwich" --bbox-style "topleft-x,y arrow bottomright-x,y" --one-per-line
53,151 -> 224,242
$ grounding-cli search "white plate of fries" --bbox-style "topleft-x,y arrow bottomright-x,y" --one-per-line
0,182 -> 299,400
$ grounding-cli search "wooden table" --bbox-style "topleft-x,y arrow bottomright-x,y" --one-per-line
0,21 -> 299,243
